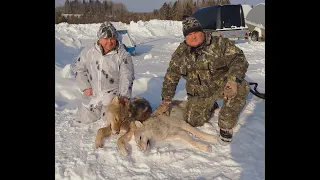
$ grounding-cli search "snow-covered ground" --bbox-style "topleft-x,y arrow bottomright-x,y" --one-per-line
55,20 -> 265,180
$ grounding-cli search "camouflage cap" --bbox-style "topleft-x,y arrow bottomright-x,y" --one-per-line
97,21 -> 118,39
182,17 -> 203,37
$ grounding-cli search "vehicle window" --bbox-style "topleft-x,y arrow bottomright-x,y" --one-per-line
192,7 -> 217,30
221,6 -> 242,28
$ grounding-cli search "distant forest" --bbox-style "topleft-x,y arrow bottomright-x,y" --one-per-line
55,0 -> 233,24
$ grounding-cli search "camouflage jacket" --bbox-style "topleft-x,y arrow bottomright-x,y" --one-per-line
161,33 -> 249,100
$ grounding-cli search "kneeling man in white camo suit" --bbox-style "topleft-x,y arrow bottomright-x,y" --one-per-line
73,21 -> 135,124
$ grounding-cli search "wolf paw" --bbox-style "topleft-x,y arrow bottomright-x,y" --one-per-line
95,129 -> 104,149
95,138 -> 104,149
206,145 -> 212,153
119,148 -> 129,156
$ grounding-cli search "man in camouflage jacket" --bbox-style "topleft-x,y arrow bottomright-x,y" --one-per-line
156,17 -> 250,144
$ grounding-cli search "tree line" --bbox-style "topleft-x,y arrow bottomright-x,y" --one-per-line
55,0 -> 231,24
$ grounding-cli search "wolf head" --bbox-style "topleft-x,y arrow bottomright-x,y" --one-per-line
107,96 -> 126,134
106,96 -> 153,135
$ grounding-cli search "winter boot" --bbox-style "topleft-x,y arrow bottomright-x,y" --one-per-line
219,128 -> 233,145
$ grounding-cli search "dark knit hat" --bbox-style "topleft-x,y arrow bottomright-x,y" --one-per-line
182,17 -> 203,37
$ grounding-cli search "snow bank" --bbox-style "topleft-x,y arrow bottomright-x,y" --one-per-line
55,20 -> 183,46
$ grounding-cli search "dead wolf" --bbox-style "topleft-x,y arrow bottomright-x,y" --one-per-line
134,100 -> 218,153
94,96 -> 152,155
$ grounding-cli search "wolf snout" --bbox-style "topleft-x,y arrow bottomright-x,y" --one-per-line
141,147 -> 147,152
137,144 -> 147,152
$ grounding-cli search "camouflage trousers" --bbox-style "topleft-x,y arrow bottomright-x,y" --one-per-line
184,80 -> 250,129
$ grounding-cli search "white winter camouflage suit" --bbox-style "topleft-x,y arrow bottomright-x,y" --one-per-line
73,22 -> 134,124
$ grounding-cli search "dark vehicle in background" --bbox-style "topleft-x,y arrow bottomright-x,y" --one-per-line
191,4 -> 249,41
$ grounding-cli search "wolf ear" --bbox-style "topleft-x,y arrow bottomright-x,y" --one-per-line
142,107 -> 149,113
112,96 -> 120,104
135,121 -> 144,128
125,100 -> 131,107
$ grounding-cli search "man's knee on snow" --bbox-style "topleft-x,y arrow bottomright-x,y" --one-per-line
184,105 -> 211,127
183,96 -> 217,127
100,105 -> 109,125
76,104 -> 102,124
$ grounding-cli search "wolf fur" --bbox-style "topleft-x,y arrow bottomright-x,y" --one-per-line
133,100 -> 217,153
95,96 -> 152,155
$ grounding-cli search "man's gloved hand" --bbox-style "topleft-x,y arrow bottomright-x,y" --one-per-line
119,96 -> 129,105
223,80 -> 238,100
153,99 -> 171,116
83,88 -> 93,96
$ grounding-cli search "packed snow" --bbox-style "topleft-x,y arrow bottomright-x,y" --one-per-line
55,20 -> 265,180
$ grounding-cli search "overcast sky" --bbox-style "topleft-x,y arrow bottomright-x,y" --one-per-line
55,0 -> 265,12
